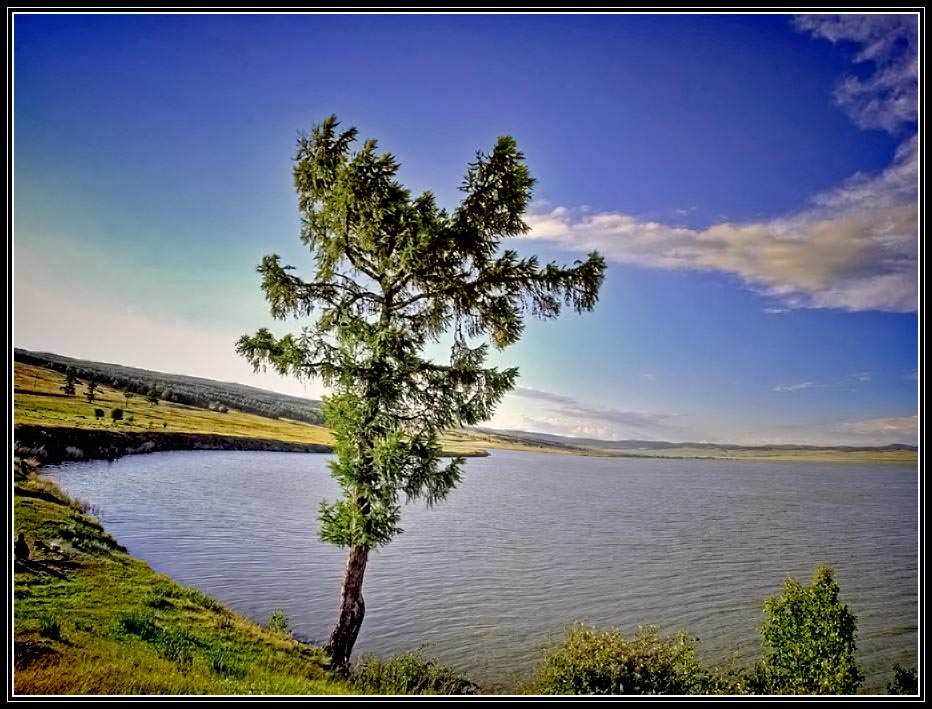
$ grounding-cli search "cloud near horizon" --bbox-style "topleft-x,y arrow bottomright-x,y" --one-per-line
836,414 -> 917,444
509,386 -> 675,440
526,15 -> 917,314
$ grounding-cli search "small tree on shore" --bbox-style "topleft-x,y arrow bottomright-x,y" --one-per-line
758,565 -> 863,694
238,116 -> 605,667
61,369 -> 79,396
85,381 -> 99,403
146,385 -> 161,405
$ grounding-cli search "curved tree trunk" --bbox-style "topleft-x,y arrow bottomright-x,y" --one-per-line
325,544 -> 369,668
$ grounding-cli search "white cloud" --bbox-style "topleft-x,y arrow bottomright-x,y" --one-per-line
773,381 -> 817,392
525,15 -> 918,314
836,415 -> 917,444
526,135 -> 917,313
794,14 -> 918,134
504,386 -> 676,440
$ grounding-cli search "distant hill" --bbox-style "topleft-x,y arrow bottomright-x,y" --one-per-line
14,349 -> 324,425
14,349 -> 917,456
476,428 -> 917,454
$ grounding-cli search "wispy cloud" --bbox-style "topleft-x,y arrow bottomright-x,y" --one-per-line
836,414 -> 917,444
525,15 -> 917,314
773,381 -> 817,393
774,372 -> 874,392
794,14 -> 918,134
509,386 -> 674,439
763,307 -> 789,315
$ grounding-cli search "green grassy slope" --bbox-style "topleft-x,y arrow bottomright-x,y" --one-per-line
13,461 -> 354,695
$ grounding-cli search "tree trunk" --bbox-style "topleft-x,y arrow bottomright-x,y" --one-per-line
325,544 -> 369,668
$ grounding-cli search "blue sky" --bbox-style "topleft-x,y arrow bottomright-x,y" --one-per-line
13,12 -> 919,445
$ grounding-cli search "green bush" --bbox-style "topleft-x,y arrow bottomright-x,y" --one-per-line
887,664 -> 917,695
268,608 -> 290,634
757,566 -> 863,695
111,408 -> 123,421
351,650 -> 478,695
534,624 -> 707,695
701,656 -> 755,695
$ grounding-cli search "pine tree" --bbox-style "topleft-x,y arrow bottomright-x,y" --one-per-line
146,385 -> 161,405
237,116 -> 606,667
61,368 -> 79,396
84,380 -> 99,403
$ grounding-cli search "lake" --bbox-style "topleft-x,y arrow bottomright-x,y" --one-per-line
42,449 -> 917,691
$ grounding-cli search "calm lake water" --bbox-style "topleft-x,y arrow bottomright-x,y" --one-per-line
43,449 -> 917,691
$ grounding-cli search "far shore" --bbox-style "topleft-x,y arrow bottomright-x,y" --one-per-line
13,423 -> 915,469
13,361 -> 915,467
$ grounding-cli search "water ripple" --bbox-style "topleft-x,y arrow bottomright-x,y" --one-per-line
43,449 -> 917,691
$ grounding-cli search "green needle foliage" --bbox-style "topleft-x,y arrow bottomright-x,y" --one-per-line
84,380 -> 99,403
758,565 -> 863,694
237,115 -> 605,665
60,368 -> 79,397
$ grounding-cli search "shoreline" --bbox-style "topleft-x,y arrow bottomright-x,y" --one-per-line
13,424 -> 334,465
13,418 -> 914,468
13,424 -> 491,466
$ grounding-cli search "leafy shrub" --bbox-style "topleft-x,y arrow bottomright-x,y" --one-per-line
352,650 -> 478,695
111,408 -> 123,421
268,608 -> 290,634
534,624 -> 706,695
757,566 -> 863,695
887,664 -> 917,695
94,408 -> 104,419
38,613 -> 62,641
701,656 -> 755,695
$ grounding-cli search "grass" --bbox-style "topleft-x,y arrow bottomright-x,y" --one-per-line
13,459 -> 354,695
15,363 -> 485,457
14,362 -> 333,446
